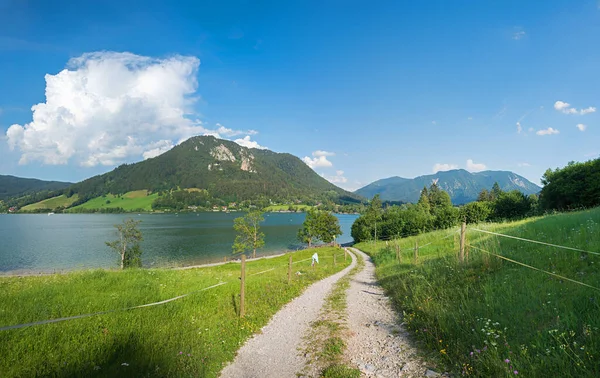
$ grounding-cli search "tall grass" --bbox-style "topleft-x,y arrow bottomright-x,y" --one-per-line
356,208 -> 600,377
0,247 -> 349,377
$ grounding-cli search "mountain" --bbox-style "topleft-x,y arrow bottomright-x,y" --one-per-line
0,175 -> 72,201
68,135 -> 361,204
355,169 -> 541,204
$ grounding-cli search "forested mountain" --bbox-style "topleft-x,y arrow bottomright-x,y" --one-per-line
68,135 -> 361,205
355,169 -> 541,204
0,175 -> 72,201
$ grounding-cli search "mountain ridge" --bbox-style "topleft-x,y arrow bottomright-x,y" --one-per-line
0,175 -> 72,201
355,169 -> 541,204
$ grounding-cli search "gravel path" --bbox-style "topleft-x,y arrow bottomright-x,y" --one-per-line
345,248 -> 440,377
219,252 -> 357,378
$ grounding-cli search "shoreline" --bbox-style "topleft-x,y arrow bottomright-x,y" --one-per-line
0,248 -> 310,278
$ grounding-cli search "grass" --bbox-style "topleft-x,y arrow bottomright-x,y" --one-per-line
356,207 -> 600,377
263,204 -> 312,212
70,190 -> 159,212
0,246 -> 350,377
300,249 -> 363,378
21,194 -> 79,211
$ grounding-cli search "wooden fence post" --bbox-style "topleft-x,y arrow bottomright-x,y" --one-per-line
344,248 -> 347,262
288,255 -> 292,284
240,254 -> 246,317
414,241 -> 418,264
460,222 -> 466,263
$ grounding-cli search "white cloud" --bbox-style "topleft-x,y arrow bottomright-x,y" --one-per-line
576,123 -> 587,131
303,156 -> 333,168
516,121 -> 522,134
303,150 -> 335,168
6,51 -> 206,166
536,127 -> 560,136
321,170 -> 348,184
216,123 -> 257,137
313,150 -> 335,157
466,159 -> 486,172
554,100 -> 596,115
432,163 -> 458,173
233,136 -> 267,149
518,162 -> 531,167
513,31 -> 526,40
580,107 -> 596,115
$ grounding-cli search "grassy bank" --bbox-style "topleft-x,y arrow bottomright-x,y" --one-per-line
69,190 -> 159,212
356,208 -> 600,377
0,247 -> 349,377
21,194 -> 79,211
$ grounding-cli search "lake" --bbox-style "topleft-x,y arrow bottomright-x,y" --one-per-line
0,212 -> 358,274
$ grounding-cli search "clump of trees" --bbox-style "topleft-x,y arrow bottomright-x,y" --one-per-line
469,182 -> 538,223
105,218 -> 143,269
233,210 -> 265,258
297,208 -> 342,247
352,182 -> 543,243
540,158 -> 600,211
352,185 -> 459,243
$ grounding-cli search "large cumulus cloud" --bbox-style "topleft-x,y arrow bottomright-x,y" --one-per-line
6,51 -> 264,166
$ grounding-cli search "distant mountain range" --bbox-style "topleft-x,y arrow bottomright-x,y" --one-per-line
0,175 -> 72,201
355,169 -> 541,204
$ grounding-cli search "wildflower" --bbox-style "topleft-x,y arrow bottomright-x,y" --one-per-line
470,352 -> 474,356
505,359 -> 510,363
121,363 -> 129,366
514,371 -> 519,375
179,351 -> 183,355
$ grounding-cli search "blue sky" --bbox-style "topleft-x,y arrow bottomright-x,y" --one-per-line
1,0 -> 599,190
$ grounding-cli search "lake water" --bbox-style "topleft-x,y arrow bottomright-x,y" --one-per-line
0,212 -> 358,274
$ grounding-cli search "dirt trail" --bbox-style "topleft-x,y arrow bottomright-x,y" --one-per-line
345,248 -> 441,377
219,252 -> 357,378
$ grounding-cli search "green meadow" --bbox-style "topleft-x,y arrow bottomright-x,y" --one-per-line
0,246 -> 349,377
356,208 -> 600,377
69,190 -> 159,212
263,204 -> 313,212
21,194 -> 79,211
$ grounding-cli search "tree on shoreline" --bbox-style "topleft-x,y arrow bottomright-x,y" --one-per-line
233,210 -> 265,258
297,209 -> 342,247
105,218 -> 143,269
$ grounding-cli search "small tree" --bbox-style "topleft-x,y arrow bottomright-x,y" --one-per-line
105,218 -> 143,269
233,210 -> 265,258
315,211 -> 342,245
297,208 -> 319,247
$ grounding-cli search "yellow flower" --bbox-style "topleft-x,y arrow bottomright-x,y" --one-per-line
440,349 -> 447,355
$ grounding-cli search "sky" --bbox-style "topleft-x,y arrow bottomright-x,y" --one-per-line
1,0 -> 599,190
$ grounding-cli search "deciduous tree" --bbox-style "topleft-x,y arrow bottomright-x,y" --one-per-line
105,218 -> 143,269
233,210 -> 265,258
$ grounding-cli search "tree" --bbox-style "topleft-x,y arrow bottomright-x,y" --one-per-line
315,211 -> 342,245
417,186 -> 431,212
477,189 -> 490,202
298,209 -> 342,246
298,208 -> 319,247
233,210 -> 265,258
459,201 -> 492,224
105,218 -> 143,269
491,182 -> 502,201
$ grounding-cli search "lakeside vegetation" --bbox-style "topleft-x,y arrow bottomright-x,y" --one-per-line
356,207 -> 600,377
0,246 -> 349,377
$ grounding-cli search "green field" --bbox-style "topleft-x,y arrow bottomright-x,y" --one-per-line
0,246 -> 349,377
264,204 -> 312,212
70,190 -> 159,212
21,194 -> 79,211
356,208 -> 600,377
